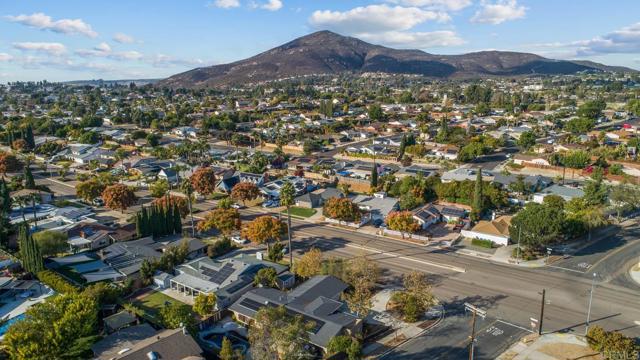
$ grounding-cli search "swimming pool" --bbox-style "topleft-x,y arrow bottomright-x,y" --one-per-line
0,314 -> 26,336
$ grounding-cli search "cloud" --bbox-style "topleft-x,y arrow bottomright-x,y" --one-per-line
150,54 -> 206,67
76,43 -> 143,61
13,42 -> 67,56
113,32 -> 135,44
527,23 -> 640,59
209,0 -> 241,8
359,30 -> 465,48
387,0 -> 472,11
308,4 -> 460,49
471,0 -> 526,25
260,0 -> 283,11
6,12 -> 97,37
0,53 -> 13,62
309,5 -> 449,34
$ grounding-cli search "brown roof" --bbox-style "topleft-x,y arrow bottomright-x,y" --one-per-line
471,216 -> 512,237
113,328 -> 203,360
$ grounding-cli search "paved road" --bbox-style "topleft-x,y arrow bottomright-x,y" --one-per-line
381,305 -> 527,360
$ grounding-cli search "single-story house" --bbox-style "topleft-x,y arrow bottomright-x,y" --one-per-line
229,275 -> 362,352
532,184 -> 585,203
461,215 -> 512,246
351,193 -> 399,222
413,204 -> 466,229
295,187 -> 343,209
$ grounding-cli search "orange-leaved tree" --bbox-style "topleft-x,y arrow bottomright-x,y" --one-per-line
190,167 -> 217,196
241,215 -> 287,251
197,208 -> 241,236
231,182 -> 261,206
322,197 -> 362,224
152,195 -> 189,218
386,211 -> 420,239
102,184 -> 137,213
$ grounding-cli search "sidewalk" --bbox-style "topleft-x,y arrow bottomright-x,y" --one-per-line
498,333 -> 601,360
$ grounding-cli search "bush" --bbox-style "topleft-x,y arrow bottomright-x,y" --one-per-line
37,270 -> 80,294
587,325 -> 639,359
471,238 -> 493,249
207,237 -> 236,258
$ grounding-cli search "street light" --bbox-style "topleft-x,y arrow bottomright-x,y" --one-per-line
585,272 -> 597,335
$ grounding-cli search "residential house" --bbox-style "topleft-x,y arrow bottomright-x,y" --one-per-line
532,184 -> 585,203
434,145 -> 459,160
512,154 -> 551,167
412,203 -> 466,229
295,187 -> 342,209
229,275 -> 362,352
352,193 -> 399,223
168,255 -> 291,309
441,168 -> 493,183
492,174 -> 551,193
461,215 -> 512,246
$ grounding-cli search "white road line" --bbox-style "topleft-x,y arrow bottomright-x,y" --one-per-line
296,230 -> 466,273
495,319 -> 535,333
546,265 -> 586,274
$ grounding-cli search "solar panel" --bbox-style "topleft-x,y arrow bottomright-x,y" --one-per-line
240,298 -> 265,311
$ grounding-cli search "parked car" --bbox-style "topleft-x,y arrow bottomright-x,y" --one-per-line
92,198 -> 104,206
231,236 -> 249,245
231,203 -> 244,209
372,218 -> 384,228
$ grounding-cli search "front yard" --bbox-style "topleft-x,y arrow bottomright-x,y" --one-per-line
281,206 -> 317,218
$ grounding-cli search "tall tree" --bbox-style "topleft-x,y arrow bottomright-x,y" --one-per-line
219,337 -> 235,360
279,181 -> 295,265
293,248 -> 323,279
23,162 -> 36,189
249,305 -> 314,360
190,166 -> 217,196
18,223 -> 43,274
471,170 -> 484,221
181,179 -> 196,237
192,293 -> 216,318
370,164 -> 378,188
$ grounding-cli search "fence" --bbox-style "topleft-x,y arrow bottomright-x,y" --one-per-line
325,217 -> 365,228
382,228 -> 430,243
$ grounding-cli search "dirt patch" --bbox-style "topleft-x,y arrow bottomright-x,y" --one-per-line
537,343 -> 602,360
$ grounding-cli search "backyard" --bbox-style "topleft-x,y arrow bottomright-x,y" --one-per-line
131,291 -> 194,325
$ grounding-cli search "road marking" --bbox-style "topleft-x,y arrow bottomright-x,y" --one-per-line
546,265 -> 587,274
495,319 -> 535,333
296,229 -> 466,273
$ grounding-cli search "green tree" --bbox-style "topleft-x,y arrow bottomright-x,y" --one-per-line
370,164 -> 378,188
471,170 -> 484,221
160,302 -> 195,331
24,163 -> 36,189
509,202 -> 565,248
219,337 -> 235,360
368,104 -> 383,121
577,100 -> 606,120
18,223 -> 43,274
517,131 -> 537,150
279,181 -> 296,265
193,293 -> 216,317
181,179 -> 196,237
249,305 -> 314,360
4,293 -> 98,360
253,267 -> 278,288
149,179 -> 169,198
33,230 -> 68,256
583,169 -> 608,206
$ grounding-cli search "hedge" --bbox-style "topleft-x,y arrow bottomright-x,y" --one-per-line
37,270 -> 80,294
471,238 -> 494,249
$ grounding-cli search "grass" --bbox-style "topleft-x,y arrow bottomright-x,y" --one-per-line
471,238 -> 494,249
208,192 -> 229,200
281,207 -> 317,218
132,291 -> 193,322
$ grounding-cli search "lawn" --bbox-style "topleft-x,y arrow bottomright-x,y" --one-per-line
132,291 -> 194,324
281,207 -> 317,218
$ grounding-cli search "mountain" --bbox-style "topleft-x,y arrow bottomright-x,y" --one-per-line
159,31 -> 633,88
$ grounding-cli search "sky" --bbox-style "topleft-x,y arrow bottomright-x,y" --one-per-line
1,0 -> 639,82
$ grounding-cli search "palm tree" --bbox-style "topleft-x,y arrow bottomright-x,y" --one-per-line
279,182 -> 296,265
181,179 -> 196,237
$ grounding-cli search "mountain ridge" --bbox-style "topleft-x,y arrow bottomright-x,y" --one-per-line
159,30 -> 634,88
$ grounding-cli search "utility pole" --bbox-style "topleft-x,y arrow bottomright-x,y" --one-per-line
538,289 -> 546,335
464,303 -> 487,360
585,272 -> 597,335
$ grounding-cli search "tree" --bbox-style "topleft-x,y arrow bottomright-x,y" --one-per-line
370,164 -> 378,188
33,230 -> 68,257
509,202 -> 565,248
197,208 -> 241,236
609,183 -> 640,218
293,248 -> 323,279
160,302 -> 195,331
217,196 -> 233,209
565,117 -> 596,134
190,166 -> 217,196
327,336 -> 362,360
323,197 -> 362,223
368,104 -> 383,121
518,131 -> 537,150
249,305 -> 314,360
102,184 -> 137,212
543,194 -> 565,211
193,293 -> 216,317
338,183 -> 351,197
152,195 -> 189,217
181,179 -> 196,237
219,337 -> 235,360
403,270 -> 436,311
18,223 -> 43,274
279,181 -> 296,265
23,163 -> 35,189
76,178 -> 107,202
343,277 -> 373,318
0,151 -> 22,176
4,293 -> 98,360
254,267 -> 278,288
577,100 -> 606,120
471,170 -> 484,221
242,216 -> 287,251
385,211 -> 420,238
267,242 -> 285,262
231,182 -> 260,206
139,259 -> 154,285
583,170 -> 608,206
149,179 -> 169,198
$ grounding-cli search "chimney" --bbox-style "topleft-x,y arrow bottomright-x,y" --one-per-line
80,230 -> 86,239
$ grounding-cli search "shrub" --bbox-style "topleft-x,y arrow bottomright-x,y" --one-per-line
37,270 -> 80,294
587,325 -> 639,359
471,238 -> 493,249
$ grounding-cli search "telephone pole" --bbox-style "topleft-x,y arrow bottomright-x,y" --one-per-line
464,303 -> 487,360
538,289 -> 546,335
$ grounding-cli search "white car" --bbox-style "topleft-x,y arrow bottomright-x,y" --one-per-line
231,236 -> 249,245
231,203 -> 243,209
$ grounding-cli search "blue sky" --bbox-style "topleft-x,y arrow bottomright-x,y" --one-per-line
1,0 -> 639,82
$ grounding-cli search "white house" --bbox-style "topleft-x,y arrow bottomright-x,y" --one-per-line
461,215 -> 512,246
